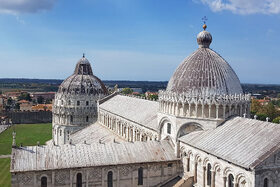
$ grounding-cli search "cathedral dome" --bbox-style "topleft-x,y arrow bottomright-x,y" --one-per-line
58,56 -> 108,95
166,26 -> 243,96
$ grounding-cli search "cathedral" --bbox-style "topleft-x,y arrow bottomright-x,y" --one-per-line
10,24 -> 280,187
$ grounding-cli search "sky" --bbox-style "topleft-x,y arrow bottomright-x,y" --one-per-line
0,0 -> 279,84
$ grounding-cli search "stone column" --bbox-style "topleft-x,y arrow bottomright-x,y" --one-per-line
195,104 -> 198,118
202,103 -> 204,118
133,128 -> 136,142
223,177 -> 227,187
240,104 -> 243,116
209,105 -> 211,118
216,105 -> 219,119
223,105 -> 226,119
194,162 -> 198,183
176,103 -> 179,116
203,166 -> 206,187
188,104 -> 191,117
211,170 -> 216,187
182,103 -> 186,116
126,126 -> 129,140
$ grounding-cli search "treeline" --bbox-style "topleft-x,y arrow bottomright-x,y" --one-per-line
251,99 -> 280,123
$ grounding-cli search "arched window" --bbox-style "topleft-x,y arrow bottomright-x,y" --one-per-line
41,176 -> 47,187
207,163 -> 211,186
86,101 -> 89,106
138,167 -> 143,185
59,130 -> 62,136
108,171 -> 113,187
167,123 -> 171,134
77,101 -> 80,106
61,100 -> 64,105
70,115 -> 73,123
86,116 -> 89,122
264,178 -> 268,187
76,173 -> 82,187
68,100 -> 71,105
228,174 -> 234,187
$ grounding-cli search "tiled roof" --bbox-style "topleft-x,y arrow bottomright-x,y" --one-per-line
99,95 -> 159,131
70,122 -> 125,144
180,116 -> 280,169
11,140 -> 177,172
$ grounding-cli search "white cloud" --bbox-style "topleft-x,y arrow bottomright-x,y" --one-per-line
199,0 -> 280,14
0,0 -> 57,14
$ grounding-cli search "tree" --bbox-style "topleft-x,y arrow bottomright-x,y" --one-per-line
15,103 -> 20,110
121,88 -> 133,95
37,96 -> 44,104
7,97 -> 13,105
251,99 -> 261,114
259,102 -> 279,120
18,92 -> 31,101
147,94 -> 158,100
256,113 -> 268,121
272,116 -> 280,124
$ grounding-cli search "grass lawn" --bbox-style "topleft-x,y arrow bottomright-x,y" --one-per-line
0,123 -> 52,155
0,158 -> 11,187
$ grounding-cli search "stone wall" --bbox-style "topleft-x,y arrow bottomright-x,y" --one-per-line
11,161 -> 182,187
179,141 -> 254,187
4,111 -> 52,124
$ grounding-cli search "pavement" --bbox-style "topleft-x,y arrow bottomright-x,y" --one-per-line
0,155 -> 11,159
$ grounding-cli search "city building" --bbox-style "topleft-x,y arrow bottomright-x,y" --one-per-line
10,24 -> 280,187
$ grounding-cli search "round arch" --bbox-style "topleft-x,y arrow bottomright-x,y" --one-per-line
176,122 -> 203,140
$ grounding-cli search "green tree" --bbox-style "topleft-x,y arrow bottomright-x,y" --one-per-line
121,88 -> 133,95
18,92 -> 31,101
251,99 -> 261,114
256,113 -> 268,121
15,103 -> 20,110
147,94 -> 158,100
7,97 -> 13,105
260,102 -> 279,120
272,116 -> 280,124
37,96 -> 44,104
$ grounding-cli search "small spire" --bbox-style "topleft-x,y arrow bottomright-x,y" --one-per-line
83,53 -> 85,58
202,16 -> 208,30
12,131 -> 16,148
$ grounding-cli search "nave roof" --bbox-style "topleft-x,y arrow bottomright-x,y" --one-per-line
11,140 -> 177,172
99,94 -> 159,131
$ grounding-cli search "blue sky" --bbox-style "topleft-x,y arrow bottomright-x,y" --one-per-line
0,0 -> 279,84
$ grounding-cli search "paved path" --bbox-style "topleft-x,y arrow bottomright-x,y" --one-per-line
0,155 -> 11,159
0,125 -> 9,134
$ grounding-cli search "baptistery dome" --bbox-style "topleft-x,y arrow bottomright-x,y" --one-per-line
52,55 -> 108,145
58,57 -> 108,95
166,27 -> 243,96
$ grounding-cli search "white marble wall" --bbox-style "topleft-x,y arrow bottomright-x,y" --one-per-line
11,161 -> 182,187
180,142 -> 254,187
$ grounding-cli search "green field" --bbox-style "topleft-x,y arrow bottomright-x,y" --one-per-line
0,158 -> 11,187
0,123 -> 52,155
0,123 -> 52,187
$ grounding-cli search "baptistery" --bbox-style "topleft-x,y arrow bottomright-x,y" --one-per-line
52,55 -> 108,145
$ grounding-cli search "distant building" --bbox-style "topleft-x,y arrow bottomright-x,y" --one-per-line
31,104 -> 52,111
3,91 -> 23,100
145,91 -> 158,98
30,92 -> 55,101
0,95 -> 5,112
19,102 -> 33,111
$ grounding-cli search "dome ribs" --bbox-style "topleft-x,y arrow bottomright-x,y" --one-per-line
166,48 -> 243,96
